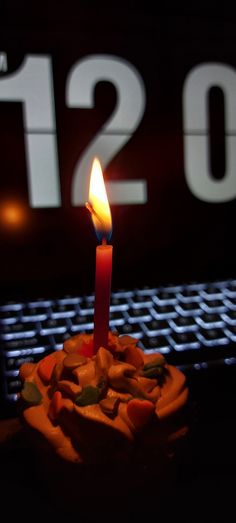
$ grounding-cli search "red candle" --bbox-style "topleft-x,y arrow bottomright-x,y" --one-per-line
86,158 -> 113,353
93,242 -> 113,352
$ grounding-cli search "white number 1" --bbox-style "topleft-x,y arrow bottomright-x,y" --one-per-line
0,55 -> 61,207
0,54 -> 147,208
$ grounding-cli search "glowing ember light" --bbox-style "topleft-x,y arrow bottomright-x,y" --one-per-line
0,202 -> 27,229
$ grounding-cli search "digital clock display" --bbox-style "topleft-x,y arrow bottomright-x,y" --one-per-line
0,9 -> 236,296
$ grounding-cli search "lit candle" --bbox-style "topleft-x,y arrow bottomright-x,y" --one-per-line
86,158 -> 113,353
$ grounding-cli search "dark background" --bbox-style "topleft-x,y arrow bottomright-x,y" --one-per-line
0,7 -> 236,519
0,6 -> 236,300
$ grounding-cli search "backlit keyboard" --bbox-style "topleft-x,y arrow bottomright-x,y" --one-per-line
1,278 -> 236,418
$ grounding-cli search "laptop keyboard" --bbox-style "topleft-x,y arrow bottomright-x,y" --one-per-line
1,278 -> 236,417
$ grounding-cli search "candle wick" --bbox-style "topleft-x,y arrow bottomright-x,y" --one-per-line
85,202 -> 103,225
86,202 -> 109,245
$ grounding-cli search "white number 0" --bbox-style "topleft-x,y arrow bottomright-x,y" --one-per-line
1,55 -> 236,206
183,63 -> 236,202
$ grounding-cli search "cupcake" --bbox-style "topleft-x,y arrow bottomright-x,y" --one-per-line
19,332 -> 189,514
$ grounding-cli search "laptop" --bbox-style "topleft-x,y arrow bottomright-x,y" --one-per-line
1,9 -> 236,420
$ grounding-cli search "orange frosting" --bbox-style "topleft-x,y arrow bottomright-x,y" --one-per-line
19,332 -> 189,463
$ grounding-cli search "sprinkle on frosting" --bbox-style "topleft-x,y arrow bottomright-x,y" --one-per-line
19,332 -> 189,463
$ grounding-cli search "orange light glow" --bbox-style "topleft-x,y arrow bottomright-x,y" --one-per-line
87,158 -> 112,242
0,202 -> 27,229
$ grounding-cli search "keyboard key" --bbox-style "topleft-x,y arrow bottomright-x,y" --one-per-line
117,323 -> 142,337
168,331 -> 200,351
136,287 -> 157,296
130,294 -> 153,307
197,327 -> 229,346
21,305 -> 49,321
224,297 -> 236,311
200,287 -> 224,300
51,303 -> 77,318
52,332 -> 71,349
177,289 -> 201,302
224,357 -> 236,365
196,313 -> 224,328
200,299 -> 226,314
152,304 -> 177,319
169,316 -> 198,332
5,355 -> 34,371
1,322 -> 38,340
110,296 -> 130,311
57,296 -> 81,305
0,302 -> 22,312
222,310 -> 236,325
0,310 -> 20,323
78,299 -> 94,314
3,336 -> 46,352
223,281 -> 236,297
140,335 -> 171,353
40,318 -> 68,335
175,302 -> 202,316
109,310 -> 126,326
111,289 -> 134,298
128,307 -> 151,323
4,335 -> 52,357
71,314 -> 94,325
224,325 -> 236,342
161,283 -> 185,292
27,299 -> 53,307
153,291 -> 177,305
70,314 -> 94,332
142,319 -> 170,335
7,379 -> 22,393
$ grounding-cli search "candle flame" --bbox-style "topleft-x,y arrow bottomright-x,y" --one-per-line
87,158 -> 112,242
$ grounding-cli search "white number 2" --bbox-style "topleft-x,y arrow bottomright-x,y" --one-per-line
2,55 -> 236,207
66,55 -> 147,205
0,54 -> 147,207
